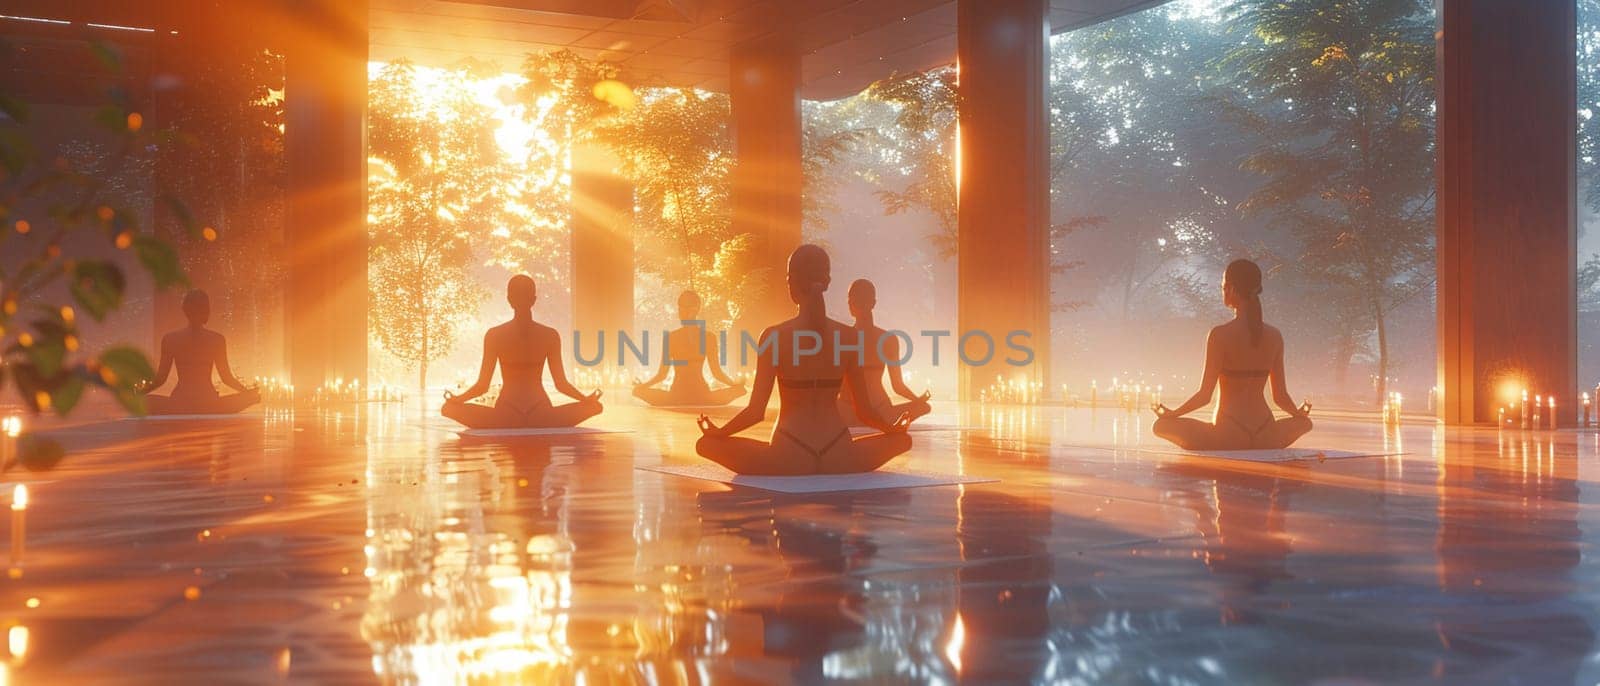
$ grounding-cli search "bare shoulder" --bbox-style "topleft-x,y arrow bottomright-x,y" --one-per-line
765,320 -> 793,339
1264,323 -> 1286,350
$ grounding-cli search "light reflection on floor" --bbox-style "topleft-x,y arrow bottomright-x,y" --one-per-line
2,402 -> 1599,683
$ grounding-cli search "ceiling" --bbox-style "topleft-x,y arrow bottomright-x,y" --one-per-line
0,0 -> 1169,101
370,0 -> 1172,99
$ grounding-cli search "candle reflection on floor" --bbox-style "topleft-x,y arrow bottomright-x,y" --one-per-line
0,403 -> 1595,683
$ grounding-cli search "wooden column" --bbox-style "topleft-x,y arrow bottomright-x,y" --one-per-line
956,0 -> 1051,400
1437,0 -> 1576,425
728,40 -> 803,330
570,145 -> 634,349
283,0 -> 368,392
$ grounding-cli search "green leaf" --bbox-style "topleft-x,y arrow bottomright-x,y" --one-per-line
98,346 -> 154,388
0,94 -> 28,124
87,42 -> 123,72
68,260 -> 127,321
113,389 -> 146,416
16,434 -> 64,472
49,375 -> 85,416
159,195 -> 200,237
0,129 -> 32,176
92,104 -> 128,133
132,236 -> 187,290
23,340 -> 65,379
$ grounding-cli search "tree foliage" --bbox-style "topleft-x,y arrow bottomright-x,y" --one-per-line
1217,0 -> 1436,402
863,68 -> 960,258
591,89 -> 751,326
367,60 -> 505,391
0,38 -> 201,466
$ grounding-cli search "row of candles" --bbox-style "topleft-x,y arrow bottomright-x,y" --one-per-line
1084,379 -> 1164,412
977,378 -> 1173,408
1497,389 -> 1585,430
978,378 -> 1046,405
253,376 -> 409,407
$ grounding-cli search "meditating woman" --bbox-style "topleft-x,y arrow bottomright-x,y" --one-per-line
696,245 -> 913,475
442,275 -> 603,429
633,290 -> 746,407
141,289 -> 260,415
836,279 -> 931,426
1152,259 -> 1312,450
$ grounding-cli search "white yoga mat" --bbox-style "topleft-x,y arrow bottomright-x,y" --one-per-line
458,427 -> 632,438
848,423 -> 975,436
121,414 -> 257,421
638,462 -> 996,493
1140,447 -> 1400,463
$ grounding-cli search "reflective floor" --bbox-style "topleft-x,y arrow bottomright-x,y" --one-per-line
2,401 -> 1599,684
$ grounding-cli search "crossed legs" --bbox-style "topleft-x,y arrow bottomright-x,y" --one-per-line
146,388 -> 261,416
695,431 -> 912,476
1153,414 -> 1312,451
443,397 -> 603,429
634,385 -> 746,408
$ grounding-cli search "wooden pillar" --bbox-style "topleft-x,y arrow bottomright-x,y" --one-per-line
570,145 -> 634,350
283,0 -> 368,392
956,0 -> 1051,400
728,41 -> 803,330
1437,0 -> 1576,425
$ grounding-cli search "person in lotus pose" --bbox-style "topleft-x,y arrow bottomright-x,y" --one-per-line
633,290 -> 746,407
695,244 -> 913,475
1152,259 -> 1312,450
141,289 -> 260,415
836,278 -> 931,426
443,275 -> 602,429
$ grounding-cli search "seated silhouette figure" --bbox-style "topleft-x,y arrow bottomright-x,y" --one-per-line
836,279 -> 931,426
696,244 -> 913,475
442,275 -> 603,429
140,289 -> 260,415
633,290 -> 747,407
1152,259 -> 1312,450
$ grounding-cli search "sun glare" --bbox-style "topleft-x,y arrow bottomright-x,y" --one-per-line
366,61 -> 548,160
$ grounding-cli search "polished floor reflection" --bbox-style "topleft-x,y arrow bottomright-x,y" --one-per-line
2,402 -> 1599,683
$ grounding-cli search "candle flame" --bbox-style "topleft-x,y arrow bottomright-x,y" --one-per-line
11,486 -> 26,511
7,625 -> 26,661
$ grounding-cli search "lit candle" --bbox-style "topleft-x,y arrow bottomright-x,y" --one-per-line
1548,395 -> 1556,430
1532,395 -> 1542,431
1521,389 -> 1530,430
1498,406 -> 1506,428
9,624 -> 28,664
11,485 -> 27,566
1584,392 -> 1592,428
0,417 -> 19,471
1090,380 -> 1097,409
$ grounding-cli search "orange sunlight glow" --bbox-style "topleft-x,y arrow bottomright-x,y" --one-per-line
364,61 -> 584,388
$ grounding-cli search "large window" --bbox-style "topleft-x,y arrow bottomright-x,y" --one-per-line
1047,0 -> 1437,409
